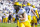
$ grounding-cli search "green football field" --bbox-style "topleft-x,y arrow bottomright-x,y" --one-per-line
0,23 -> 40,27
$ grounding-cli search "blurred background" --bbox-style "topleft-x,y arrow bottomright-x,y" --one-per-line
0,0 -> 40,27
0,0 -> 40,22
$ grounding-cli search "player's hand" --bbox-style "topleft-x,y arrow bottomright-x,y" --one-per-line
19,15 -> 22,18
34,13 -> 36,16
19,18 -> 23,21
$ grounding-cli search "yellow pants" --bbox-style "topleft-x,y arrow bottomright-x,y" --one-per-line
13,17 -> 15,22
19,20 -> 31,27
5,17 -> 8,23
31,16 -> 37,27
31,16 -> 37,23
28,15 -> 31,22
3,18 -> 6,23
19,22 -> 25,27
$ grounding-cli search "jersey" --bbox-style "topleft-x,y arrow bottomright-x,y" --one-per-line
6,14 -> 9,17
13,8 -> 28,22
24,6 -> 33,15
31,8 -> 37,20
31,8 -> 37,16
3,15 -> 6,18
12,14 -> 16,19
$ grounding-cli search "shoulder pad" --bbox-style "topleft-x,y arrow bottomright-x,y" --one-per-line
18,8 -> 26,14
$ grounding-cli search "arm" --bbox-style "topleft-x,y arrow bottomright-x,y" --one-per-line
31,9 -> 36,15
19,12 -> 26,20
35,10 -> 39,18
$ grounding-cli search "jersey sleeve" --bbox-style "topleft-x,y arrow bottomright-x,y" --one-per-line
30,6 -> 33,10
22,9 -> 26,14
18,8 -> 26,14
